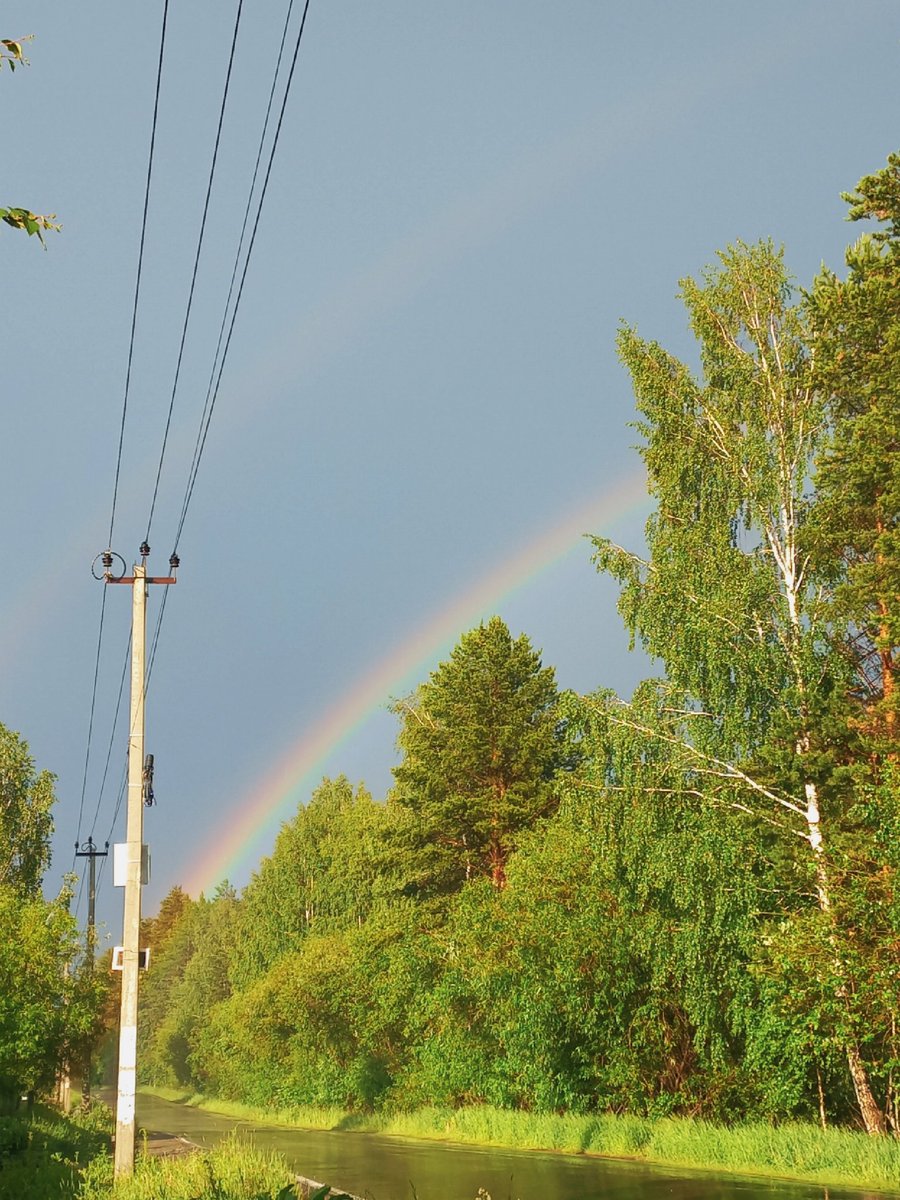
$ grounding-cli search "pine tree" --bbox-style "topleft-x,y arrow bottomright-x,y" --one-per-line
391,617 -> 566,894
808,152 -> 900,745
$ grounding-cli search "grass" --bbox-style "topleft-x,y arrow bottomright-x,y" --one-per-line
0,1102 -> 308,1200
0,1101 -> 112,1200
78,1132 -> 301,1200
140,1086 -> 900,1194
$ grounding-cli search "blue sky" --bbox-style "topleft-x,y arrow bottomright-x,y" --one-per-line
2,1 -> 899,937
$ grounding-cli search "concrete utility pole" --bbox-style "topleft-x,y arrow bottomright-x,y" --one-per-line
103,544 -> 177,1178
74,836 -> 108,1106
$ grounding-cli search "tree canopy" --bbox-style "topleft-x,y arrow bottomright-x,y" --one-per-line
390,617 -> 567,893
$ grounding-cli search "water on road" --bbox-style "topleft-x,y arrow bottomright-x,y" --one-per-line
133,1092 -> 883,1200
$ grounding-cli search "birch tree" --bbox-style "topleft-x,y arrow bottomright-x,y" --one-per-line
590,241 -> 886,1133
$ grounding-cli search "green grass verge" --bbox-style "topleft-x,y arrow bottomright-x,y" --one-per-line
140,1086 -> 900,1194
78,1132 -> 299,1199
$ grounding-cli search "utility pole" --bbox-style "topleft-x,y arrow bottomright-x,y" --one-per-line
103,543 -> 177,1177
74,836 -> 108,1106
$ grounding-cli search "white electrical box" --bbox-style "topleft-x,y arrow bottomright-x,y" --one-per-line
111,947 -> 150,971
113,843 -> 150,886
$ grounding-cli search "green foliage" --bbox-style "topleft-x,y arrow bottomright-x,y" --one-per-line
0,207 -> 60,244
0,723 -> 107,1101
0,723 -> 56,897
0,886 -> 91,1092
391,617 -> 568,894
138,886 -> 244,1091
0,36 -> 31,70
194,899 -> 435,1110
589,239 -> 898,1128
597,241 -> 826,757
230,778 -> 391,992
807,151 -> 900,739
0,1101 -> 111,1200
1,35 -> 59,245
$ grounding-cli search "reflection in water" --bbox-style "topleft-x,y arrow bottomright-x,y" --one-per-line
132,1094 -> 876,1200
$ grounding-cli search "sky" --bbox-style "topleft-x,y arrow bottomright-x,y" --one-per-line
2,1 -> 899,941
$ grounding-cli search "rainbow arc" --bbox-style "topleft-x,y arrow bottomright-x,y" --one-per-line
184,468 -> 649,895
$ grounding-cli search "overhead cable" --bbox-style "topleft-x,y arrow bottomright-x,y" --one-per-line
72,587 -> 108,864
82,0 -> 170,888
87,631 -> 131,842
107,0 -> 171,550
173,0 -> 313,553
144,0 -> 245,545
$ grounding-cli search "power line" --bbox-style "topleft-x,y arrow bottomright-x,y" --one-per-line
89,0 -> 237,861
107,0 -> 303,743
173,0 -> 313,553
72,586 -> 108,861
81,0 -> 169,883
172,0 -> 298,554
93,591 -> 168,888
96,771 -> 127,896
107,0 -> 171,550
144,0 -> 245,545
90,0 -> 313,892
73,863 -> 87,924
87,631 -> 131,842
94,591 -> 166,893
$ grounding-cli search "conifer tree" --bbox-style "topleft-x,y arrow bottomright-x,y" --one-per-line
808,152 -> 900,744
391,617 -> 565,893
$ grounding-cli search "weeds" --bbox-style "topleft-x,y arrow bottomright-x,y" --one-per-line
0,1101 -> 112,1200
79,1132 -> 298,1199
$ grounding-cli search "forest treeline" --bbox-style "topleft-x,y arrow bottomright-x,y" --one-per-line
4,155 -> 896,1140
132,154 -> 899,1135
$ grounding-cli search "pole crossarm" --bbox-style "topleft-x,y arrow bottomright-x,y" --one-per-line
106,576 -> 177,585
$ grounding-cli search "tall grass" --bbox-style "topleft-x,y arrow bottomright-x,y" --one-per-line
78,1133 -> 297,1200
0,1101 -> 112,1200
140,1087 -> 900,1193
0,1101 -> 305,1200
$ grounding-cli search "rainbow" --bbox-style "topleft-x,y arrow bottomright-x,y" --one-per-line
184,468 -> 649,895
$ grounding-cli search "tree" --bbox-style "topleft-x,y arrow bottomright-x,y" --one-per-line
141,885 -> 192,957
138,885 -> 243,1089
0,885 -> 98,1094
0,730 -> 103,1094
390,617 -> 567,893
230,777 -> 388,990
807,152 -> 900,744
592,240 -> 886,1132
0,723 -> 55,898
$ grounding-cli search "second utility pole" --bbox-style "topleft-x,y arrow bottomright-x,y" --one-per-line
104,544 -> 177,1178
74,836 -> 108,1106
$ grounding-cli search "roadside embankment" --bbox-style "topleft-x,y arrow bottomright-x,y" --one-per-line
141,1086 -> 900,1195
